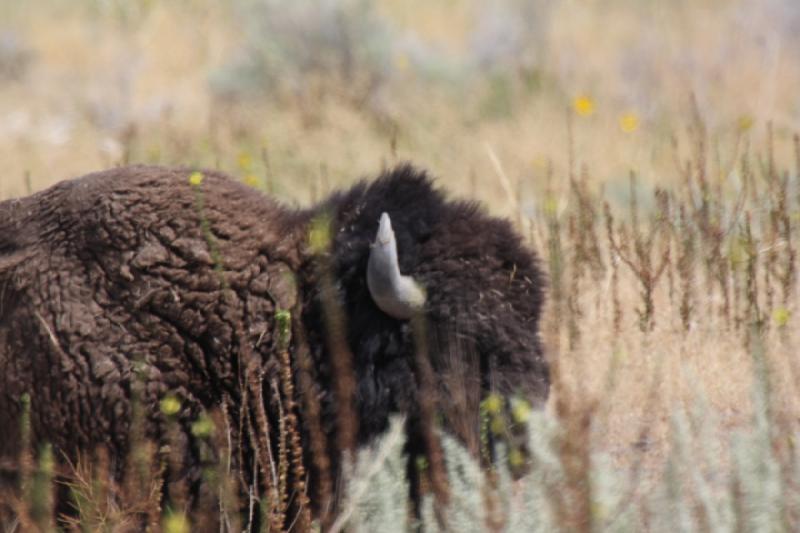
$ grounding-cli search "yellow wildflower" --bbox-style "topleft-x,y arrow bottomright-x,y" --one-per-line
573,95 -> 595,117
191,415 -> 215,438
490,416 -> 506,435
619,112 -> 639,133
481,393 -> 504,415
160,395 -> 181,416
510,398 -> 532,424
163,512 -> 190,533
773,307 -> 790,327
737,115 -> 754,132
243,174 -> 260,188
543,196 -> 559,218
237,151 -> 253,171
188,171 -> 204,187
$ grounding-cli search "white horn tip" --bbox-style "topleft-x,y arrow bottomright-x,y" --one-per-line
376,212 -> 393,244
367,211 -> 426,319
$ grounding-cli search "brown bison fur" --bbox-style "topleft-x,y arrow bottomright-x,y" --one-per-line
0,164 -> 548,527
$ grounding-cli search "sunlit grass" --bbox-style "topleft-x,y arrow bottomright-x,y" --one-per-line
2,0 -> 800,530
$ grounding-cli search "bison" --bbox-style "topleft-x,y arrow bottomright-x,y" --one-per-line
0,164 -> 548,528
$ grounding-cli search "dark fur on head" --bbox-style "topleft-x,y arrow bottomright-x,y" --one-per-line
304,164 -> 549,456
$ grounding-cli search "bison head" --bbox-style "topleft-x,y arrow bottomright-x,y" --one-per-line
303,165 -> 549,457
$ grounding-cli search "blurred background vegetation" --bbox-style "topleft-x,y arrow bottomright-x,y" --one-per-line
1,0 -> 798,210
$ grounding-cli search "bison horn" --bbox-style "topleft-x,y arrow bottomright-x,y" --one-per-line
367,212 -> 426,319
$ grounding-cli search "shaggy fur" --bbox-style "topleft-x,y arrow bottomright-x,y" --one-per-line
0,164 -> 547,525
311,167 -> 548,445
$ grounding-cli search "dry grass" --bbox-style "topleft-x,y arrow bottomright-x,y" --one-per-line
3,0 -> 800,530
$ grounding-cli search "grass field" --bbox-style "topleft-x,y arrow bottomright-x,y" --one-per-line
2,0 -> 800,530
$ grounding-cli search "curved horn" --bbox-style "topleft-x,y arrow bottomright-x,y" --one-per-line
367,212 -> 425,319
